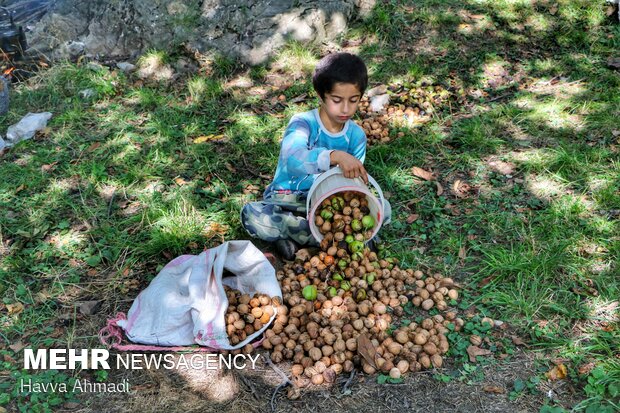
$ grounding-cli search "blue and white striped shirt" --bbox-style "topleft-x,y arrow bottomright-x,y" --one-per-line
265,109 -> 366,196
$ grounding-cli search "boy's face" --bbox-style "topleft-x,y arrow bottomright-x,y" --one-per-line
320,82 -> 362,128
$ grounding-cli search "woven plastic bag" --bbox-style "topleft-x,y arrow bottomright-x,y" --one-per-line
115,241 -> 281,350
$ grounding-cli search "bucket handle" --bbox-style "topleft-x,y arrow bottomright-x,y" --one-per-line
306,167 -> 386,213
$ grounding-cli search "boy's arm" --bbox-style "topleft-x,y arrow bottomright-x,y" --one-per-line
282,118 -> 332,175
330,127 -> 368,183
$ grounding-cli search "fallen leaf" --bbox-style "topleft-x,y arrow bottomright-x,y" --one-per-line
6,302 -> 24,315
578,362 -> 596,375
122,267 -> 130,277
483,385 -> 505,394
194,134 -> 225,144
3,353 -> 16,364
225,163 -> 237,173
174,177 -> 189,186
467,345 -> 492,362
9,341 -> 25,352
478,276 -> 494,288
406,214 -> 419,224
87,142 -> 101,152
15,184 -> 25,194
511,335 -> 527,346
36,127 -> 52,139
452,179 -> 473,198
357,333 -> 377,369
458,246 -> 467,260
436,181 -> 444,196
290,94 -> 308,104
41,161 -> 58,172
412,166 -> 434,181
545,364 -> 568,381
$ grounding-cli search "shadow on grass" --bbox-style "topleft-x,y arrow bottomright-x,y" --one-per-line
0,0 -> 618,410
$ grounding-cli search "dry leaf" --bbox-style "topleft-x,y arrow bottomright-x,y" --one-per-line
452,179 -> 472,198
225,163 -> 237,173
41,162 -> 58,172
467,345 -> 492,362
87,142 -> 101,152
15,184 -> 25,193
6,302 -> 24,315
545,364 -> 568,381
122,267 -> 130,277
357,333 -> 377,369
194,134 -> 225,144
478,276 -> 494,287
37,127 -> 52,139
406,214 -> 419,224
174,177 -> 189,186
483,385 -> 505,394
458,246 -> 467,260
511,335 -> 527,346
9,341 -> 25,352
436,181 -> 444,196
290,94 -> 308,103
412,166 -> 434,181
3,353 -> 17,364
578,362 -> 595,375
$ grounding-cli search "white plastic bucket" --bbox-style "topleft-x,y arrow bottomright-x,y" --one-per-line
306,167 -> 386,242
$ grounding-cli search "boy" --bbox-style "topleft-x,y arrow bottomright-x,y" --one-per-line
241,52 -> 390,260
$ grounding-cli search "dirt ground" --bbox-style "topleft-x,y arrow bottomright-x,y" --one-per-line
72,348 -> 577,413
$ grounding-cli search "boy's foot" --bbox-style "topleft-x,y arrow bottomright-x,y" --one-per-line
275,239 -> 299,261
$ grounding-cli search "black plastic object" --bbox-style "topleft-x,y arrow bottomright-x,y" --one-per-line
0,6 -> 27,57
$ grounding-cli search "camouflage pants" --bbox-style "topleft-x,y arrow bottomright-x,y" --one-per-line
240,191 -> 392,246
240,191 -> 316,245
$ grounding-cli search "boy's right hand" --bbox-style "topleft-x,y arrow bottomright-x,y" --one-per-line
330,150 -> 368,184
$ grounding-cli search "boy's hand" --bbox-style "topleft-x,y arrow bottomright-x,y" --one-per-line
330,150 -> 368,184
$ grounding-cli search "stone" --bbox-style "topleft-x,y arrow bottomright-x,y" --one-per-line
27,0 -> 377,65
116,62 -> 136,73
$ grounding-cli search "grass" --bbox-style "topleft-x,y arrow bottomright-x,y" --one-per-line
1,0 -> 619,411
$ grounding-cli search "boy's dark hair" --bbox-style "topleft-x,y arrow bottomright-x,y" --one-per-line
312,53 -> 368,99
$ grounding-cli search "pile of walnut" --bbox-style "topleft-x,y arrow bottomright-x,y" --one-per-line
222,190 -> 466,387
224,287 -> 286,351
357,81 -> 463,145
